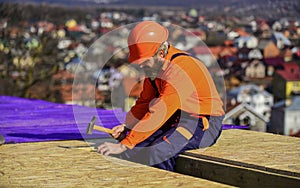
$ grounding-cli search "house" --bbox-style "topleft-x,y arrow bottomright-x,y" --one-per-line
271,32 -> 291,50
291,46 -> 300,59
218,44 -> 238,69
245,59 -> 266,79
56,26 -> 66,38
269,97 -> 300,136
234,35 -> 258,49
258,20 -> 271,38
223,102 -> 268,132
257,40 -> 280,58
229,59 -> 249,79
248,48 -> 263,59
209,46 -> 223,59
227,84 -> 274,120
192,45 -> 216,67
57,39 -> 72,50
90,19 -> 100,31
282,29 -> 291,38
280,47 -> 293,62
65,19 -> 77,29
8,27 -> 20,39
278,18 -> 290,28
237,47 -> 251,60
0,19 -> 7,29
100,18 -> 114,29
227,30 -> 239,40
272,21 -> 282,31
235,28 -> 250,37
50,70 -> 105,106
249,20 -> 257,32
272,63 -> 300,101
188,28 -> 207,41
219,54 -> 237,69
219,43 -> 237,57
263,57 -> 285,77
37,21 -> 55,34
180,30 -> 205,51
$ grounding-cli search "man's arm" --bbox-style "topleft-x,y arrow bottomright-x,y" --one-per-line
124,78 -> 157,128
121,82 -> 181,149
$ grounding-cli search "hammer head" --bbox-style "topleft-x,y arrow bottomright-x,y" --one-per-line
86,116 -> 96,134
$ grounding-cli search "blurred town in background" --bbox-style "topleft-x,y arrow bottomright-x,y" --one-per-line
0,0 -> 300,137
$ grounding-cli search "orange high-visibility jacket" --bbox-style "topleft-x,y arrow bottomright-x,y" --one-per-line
121,46 -> 224,149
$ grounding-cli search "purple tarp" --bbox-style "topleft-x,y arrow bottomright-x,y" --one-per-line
0,96 -> 126,143
0,96 -> 249,144
222,124 -> 250,130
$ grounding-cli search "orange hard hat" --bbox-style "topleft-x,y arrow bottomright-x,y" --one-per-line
128,21 -> 169,64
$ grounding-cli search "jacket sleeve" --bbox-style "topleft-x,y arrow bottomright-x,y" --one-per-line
124,78 -> 157,128
121,78 -> 181,149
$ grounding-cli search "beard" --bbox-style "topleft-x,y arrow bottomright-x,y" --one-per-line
144,68 -> 159,80
143,59 -> 163,80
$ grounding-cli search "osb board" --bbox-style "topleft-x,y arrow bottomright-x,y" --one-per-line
184,129 -> 300,177
0,140 -> 232,188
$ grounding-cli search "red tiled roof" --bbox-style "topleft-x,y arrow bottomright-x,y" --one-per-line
264,57 -> 285,67
278,63 -> 300,81
277,71 -> 300,81
282,62 -> 299,71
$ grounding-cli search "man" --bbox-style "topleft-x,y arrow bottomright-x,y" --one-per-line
97,21 -> 224,171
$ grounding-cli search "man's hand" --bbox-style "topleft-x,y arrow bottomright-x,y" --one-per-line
97,142 -> 127,156
111,124 -> 126,139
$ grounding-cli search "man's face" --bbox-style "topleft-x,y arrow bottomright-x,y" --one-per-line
140,56 -> 163,80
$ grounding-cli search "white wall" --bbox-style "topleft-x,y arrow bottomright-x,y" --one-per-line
284,111 -> 300,135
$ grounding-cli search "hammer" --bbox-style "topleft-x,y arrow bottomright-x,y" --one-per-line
86,116 -> 114,135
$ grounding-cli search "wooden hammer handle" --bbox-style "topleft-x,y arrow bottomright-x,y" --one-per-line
94,125 -> 114,134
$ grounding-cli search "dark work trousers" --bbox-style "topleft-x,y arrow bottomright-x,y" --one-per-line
116,110 -> 224,171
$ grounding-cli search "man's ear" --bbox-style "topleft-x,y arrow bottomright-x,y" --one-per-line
157,41 -> 169,58
160,49 -> 165,58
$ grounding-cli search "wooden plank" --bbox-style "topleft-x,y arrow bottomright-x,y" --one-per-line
183,129 -> 300,177
0,140 -> 232,187
176,129 -> 300,187
176,155 -> 300,188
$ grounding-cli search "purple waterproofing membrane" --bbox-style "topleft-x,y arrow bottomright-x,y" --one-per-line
0,96 -> 247,144
222,124 -> 250,130
0,96 -> 126,143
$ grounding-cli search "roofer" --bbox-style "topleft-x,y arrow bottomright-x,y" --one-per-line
97,21 -> 225,171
